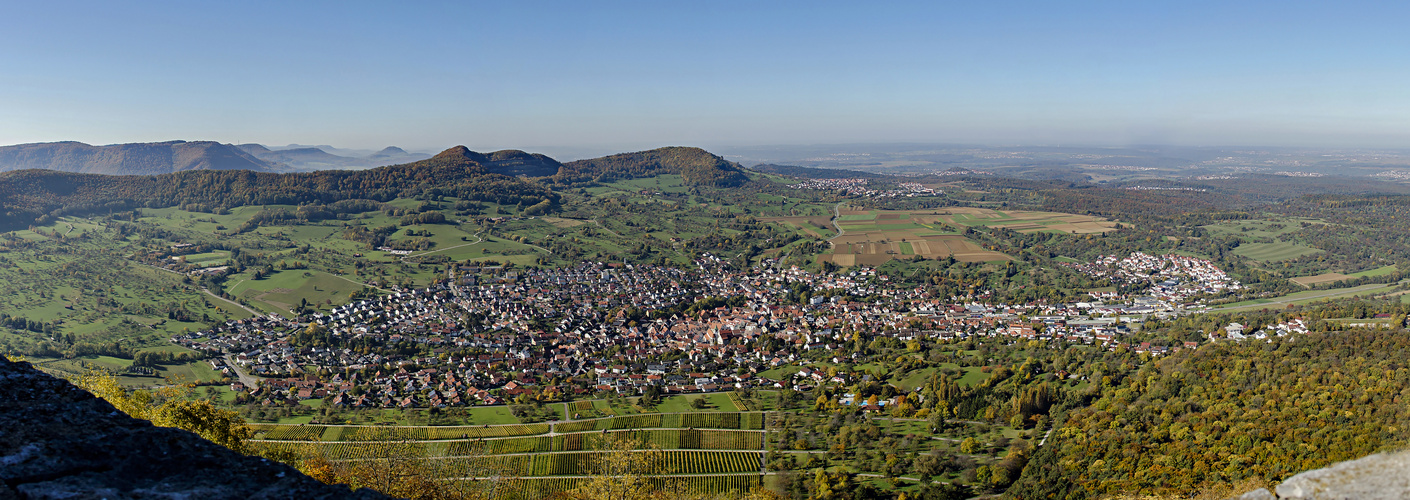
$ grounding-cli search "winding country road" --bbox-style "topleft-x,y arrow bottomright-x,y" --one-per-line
401,228 -> 484,261
829,202 -> 845,242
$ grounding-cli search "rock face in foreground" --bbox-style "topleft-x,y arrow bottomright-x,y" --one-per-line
1235,450 -> 1410,499
0,357 -> 390,499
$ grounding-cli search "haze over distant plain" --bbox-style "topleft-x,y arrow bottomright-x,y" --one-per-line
2,1 -> 1408,153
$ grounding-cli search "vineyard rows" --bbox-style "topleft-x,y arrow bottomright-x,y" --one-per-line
251,440 -> 444,461
521,451 -> 762,476
249,412 -> 769,498
445,429 -> 761,455
247,423 -> 551,441
728,392 -> 757,411
553,412 -> 765,432
463,475 -> 764,500
249,424 -> 323,441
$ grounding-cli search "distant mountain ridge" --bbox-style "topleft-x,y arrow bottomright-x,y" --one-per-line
0,145 -> 558,229
237,143 -> 429,170
0,141 -> 277,175
0,143 -> 758,229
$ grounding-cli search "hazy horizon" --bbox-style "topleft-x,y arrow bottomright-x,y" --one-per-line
3,1 -> 1409,151
6,139 -> 1410,166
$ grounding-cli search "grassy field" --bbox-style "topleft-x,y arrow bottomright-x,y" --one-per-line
654,393 -> 740,413
1199,219 -> 1309,239
1352,265 -> 1400,278
1232,242 -> 1323,262
1215,282 -> 1399,310
1290,265 -> 1398,287
227,269 -> 366,316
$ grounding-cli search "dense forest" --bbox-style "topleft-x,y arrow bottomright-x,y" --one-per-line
0,146 -> 557,229
551,147 -> 750,188
1009,326 -> 1410,499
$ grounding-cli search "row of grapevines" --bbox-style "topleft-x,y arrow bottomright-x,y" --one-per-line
658,451 -> 762,474
516,451 -> 763,476
447,430 -> 761,455
600,429 -> 762,450
425,424 -> 551,439
653,474 -> 765,494
479,477 -> 585,500
448,436 -> 554,455
249,424 -> 324,441
331,424 -> 551,441
470,475 -> 760,499
553,420 -> 596,433
728,392 -> 756,411
559,412 -> 767,432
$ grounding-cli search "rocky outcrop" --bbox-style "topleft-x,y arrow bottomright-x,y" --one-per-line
0,357 -> 390,499
1233,450 -> 1410,499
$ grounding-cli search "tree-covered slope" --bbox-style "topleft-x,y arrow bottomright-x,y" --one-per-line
553,146 -> 749,187
1009,329 -> 1410,499
0,146 -> 557,228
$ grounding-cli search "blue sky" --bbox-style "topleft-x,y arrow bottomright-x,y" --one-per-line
2,1 -> 1408,152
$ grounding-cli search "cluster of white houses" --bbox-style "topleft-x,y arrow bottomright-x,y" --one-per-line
788,178 -> 938,198
1061,252 -> 1242,303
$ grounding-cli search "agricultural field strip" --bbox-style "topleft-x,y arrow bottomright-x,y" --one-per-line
1209,282 -> 1400,312
446,473 -> 772,480
248,411 -> 764,434
249,427 -> 765,444
323,450 -> 765,460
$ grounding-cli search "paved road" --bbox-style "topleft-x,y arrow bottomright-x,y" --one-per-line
205,288 -> 261,316
330,273 -> 387,292
224,354 -> 261,389
828,202 -> 845,243
402,230 -> 484,261
142,261 -> 265,317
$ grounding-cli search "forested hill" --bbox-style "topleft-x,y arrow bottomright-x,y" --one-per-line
1009,327 -> 1410,499
460,148 -> 562,177
0,146 -> 557,228
552,146 -> 750,187
0,141 -> 277,175
751,163 -> 890,179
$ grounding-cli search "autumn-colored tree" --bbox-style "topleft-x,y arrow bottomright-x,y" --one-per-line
563,435 -> 670,500
69,370 -> 251,454
285,427 -> 511,500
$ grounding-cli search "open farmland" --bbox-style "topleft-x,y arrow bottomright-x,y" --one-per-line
811,206 -> 1116,266
758,216 -> 835,239
1290,272 -> 1352,287
1290,265 -> 1399,287
1231,242 -> 1323,262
